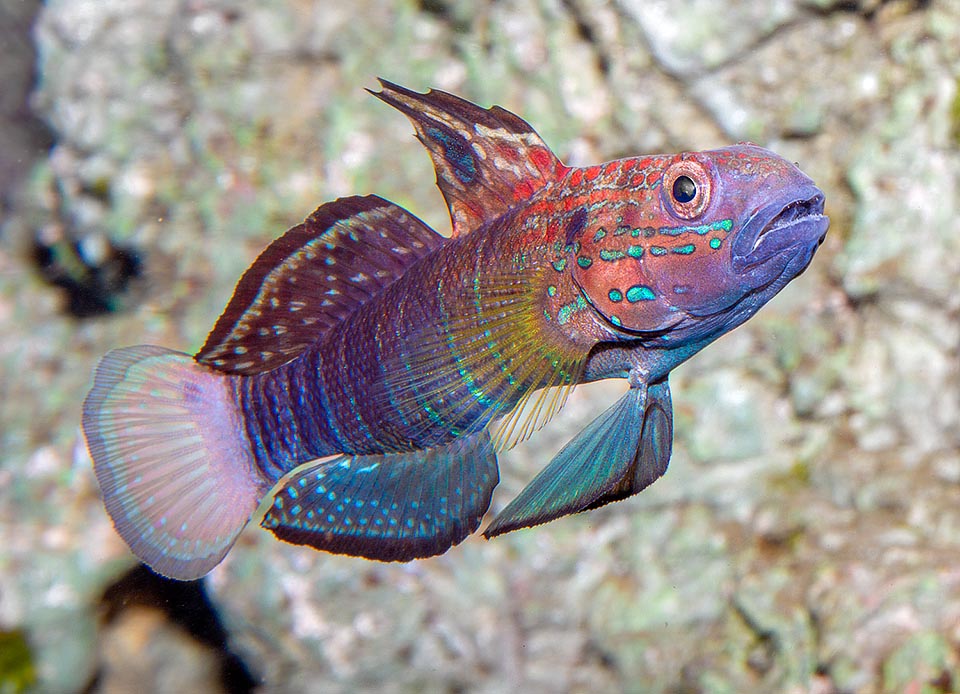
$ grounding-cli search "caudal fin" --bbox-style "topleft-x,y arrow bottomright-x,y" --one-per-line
82,345 -> 266,580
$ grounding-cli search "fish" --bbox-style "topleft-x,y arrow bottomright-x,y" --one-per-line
81,80 -> 829,580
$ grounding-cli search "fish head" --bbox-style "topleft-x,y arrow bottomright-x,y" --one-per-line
569,144 -> 829,339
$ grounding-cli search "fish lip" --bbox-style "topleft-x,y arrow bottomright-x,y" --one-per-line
734,186 -> 828,269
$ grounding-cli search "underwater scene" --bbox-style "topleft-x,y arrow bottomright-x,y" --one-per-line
1,0 -> 959,692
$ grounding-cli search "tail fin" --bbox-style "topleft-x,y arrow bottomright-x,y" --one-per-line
82,345 -> 267,580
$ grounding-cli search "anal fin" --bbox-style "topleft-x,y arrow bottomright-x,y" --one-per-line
484,379 -> 672,538
262,431 -> 499,561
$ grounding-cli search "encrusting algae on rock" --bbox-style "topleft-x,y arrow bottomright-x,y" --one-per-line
82,81 -> 828,579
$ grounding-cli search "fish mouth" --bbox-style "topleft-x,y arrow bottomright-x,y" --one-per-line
735,186 -> 828,270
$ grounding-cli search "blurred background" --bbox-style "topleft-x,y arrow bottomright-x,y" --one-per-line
1,0 -> 959,692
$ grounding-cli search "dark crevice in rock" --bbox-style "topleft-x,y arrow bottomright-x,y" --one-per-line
558,0 -> 611,77
93,565 -> 258,694
805,0 -> 931,21
32,234 -> 143,318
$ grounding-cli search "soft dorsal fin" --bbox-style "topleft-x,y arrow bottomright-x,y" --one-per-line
371,80 -> 568,237
196,195 -> 444,375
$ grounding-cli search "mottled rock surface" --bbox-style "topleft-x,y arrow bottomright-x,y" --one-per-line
2,0 -> 959,692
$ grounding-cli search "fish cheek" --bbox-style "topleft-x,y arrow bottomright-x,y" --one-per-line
652,252 -> 741,314
571,252 -> 675,332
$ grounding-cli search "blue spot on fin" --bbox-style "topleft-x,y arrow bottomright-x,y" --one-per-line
484,380 -> 672,538
425,125 -> 477,184
262,431 -> 499,561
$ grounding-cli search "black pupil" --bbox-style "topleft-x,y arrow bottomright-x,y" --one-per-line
672,175 -> 697,203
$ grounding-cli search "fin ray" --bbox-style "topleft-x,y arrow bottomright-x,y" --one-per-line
262,431 -> 499,561
484,380 -> 673,538
372,80 -> 567,237
82,346 -> 266,580
379,266 -> 589,450
196,195 -> 444,375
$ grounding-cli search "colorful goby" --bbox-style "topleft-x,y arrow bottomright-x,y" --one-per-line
82,81 -> 829,580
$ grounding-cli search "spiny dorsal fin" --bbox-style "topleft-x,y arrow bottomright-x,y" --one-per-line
371,80 -> 568,238
196,195 -> 444,375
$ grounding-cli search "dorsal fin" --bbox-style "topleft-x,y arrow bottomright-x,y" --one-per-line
371,80 -> 568,237
196,195 -> 444,375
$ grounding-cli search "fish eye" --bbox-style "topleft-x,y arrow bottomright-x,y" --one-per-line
662,159 -> 712,220
672,176 -> 697,203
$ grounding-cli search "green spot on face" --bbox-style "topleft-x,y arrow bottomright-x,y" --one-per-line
631,228 -> 641,237
593,228 -> 606,242
599,249 -> 625,261
709,237 -> 722,249
718,218 -> 733,232
673,244 -> 696,255
626,285 -> 656,302
610,315 -> 622,327
614,225 -> 631,236
627,245 -> 644,258
577,256 -> 593,269
608,289 -> 623,302
650,246 -> 667,256
556,294 -> 586,325
547,285 -> 557,297
552,258 -> 567,272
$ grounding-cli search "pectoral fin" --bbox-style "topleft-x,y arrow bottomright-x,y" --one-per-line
484,380 -> 672,538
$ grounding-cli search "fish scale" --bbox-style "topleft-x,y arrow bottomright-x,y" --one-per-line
81,80 -> 828,579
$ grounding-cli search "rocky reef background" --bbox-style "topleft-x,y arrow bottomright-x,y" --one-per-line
1,0 -> 959,692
